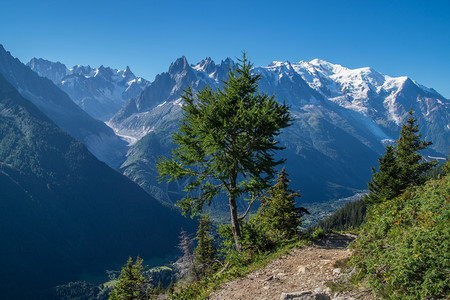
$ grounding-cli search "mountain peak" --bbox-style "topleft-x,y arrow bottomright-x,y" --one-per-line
221,57 -> 234,66
27,57 -> 69,84
124,65 -> 134,77
193,57 -> 216,73
169,56 -> 189,74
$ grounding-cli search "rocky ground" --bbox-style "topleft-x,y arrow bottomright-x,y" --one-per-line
210,234 -> 373,300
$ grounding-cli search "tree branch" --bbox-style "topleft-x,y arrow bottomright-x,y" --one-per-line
238,197 -> 257,221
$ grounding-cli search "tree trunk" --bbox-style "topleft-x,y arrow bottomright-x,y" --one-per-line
229,195 -> 242,251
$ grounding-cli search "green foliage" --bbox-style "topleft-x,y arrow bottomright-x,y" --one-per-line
443,157 -> 450,175
396,110 -> 437,188
194,214 -> 216,266
218,169 -> 307,256
307,198 -> 367,235
310,226 -> 325,241
218,217 -> 273,260
157,52 -> 292,249
365,110 -> 437,205
366,145 -> 402,204
258,168 -> 308,242
351,175 -> 450,299
109,257 -> 152,300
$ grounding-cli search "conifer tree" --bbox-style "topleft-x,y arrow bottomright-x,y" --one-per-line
194,214 -> 216,270
365,145 -> 402,204
396,110 -> 437,188
365,110 -> 437,205
158,53 -> 292,250
109,257 -> 151,300
258,168 -> 308,241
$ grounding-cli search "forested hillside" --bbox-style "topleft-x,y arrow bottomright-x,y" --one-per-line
0,73 -> 194,299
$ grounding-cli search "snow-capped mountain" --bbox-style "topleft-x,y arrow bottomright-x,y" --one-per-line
0,45 -> 127,168
110,56 -> 449,208
109,56 -> 234,140
28,58 -> 149,121
255,59 -> 449,154
111,56 -> 449,154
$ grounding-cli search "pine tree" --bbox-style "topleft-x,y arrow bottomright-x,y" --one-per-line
109,257 -> 151,300
396,110 -> 437,188
158,53 -> 292,251
365,110 -> 437,205
193,214 -> 216,272
365,145 -> 402,204
258,168 -> 308,241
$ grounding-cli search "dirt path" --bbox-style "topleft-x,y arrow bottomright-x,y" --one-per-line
210,234 -> 359,300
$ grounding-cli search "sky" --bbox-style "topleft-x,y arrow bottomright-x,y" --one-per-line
1,0 -> 449,98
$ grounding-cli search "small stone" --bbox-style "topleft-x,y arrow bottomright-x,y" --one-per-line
298,265 -> 308,273
264,275 -> 274,281
333,268 -> 341,275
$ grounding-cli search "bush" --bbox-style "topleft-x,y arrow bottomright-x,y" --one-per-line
310,226 -> 325,241
351,175 -> 450,299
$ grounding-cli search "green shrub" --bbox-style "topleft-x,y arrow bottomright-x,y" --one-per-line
351,175 -> 450,299
310,226 -> 325,241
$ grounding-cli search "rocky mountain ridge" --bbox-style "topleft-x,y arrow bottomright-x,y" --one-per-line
0,45 -> 128,168
28,57 -> 149,121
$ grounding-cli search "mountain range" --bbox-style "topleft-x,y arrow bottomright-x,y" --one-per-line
28,58 -> 149,121
28,53 -> 450,208
1,44 -> 448,297
106,56 -> 448,208
0,45 -> 129,168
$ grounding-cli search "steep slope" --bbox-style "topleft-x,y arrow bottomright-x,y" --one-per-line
0,45 -> 127,167
28,58 -> 149,121
0,74 -> 194,299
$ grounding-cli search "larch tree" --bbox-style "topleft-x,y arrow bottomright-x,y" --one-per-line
157,53 -> 292,250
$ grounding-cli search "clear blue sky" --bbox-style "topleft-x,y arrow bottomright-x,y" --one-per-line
1,0 -> 449,98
